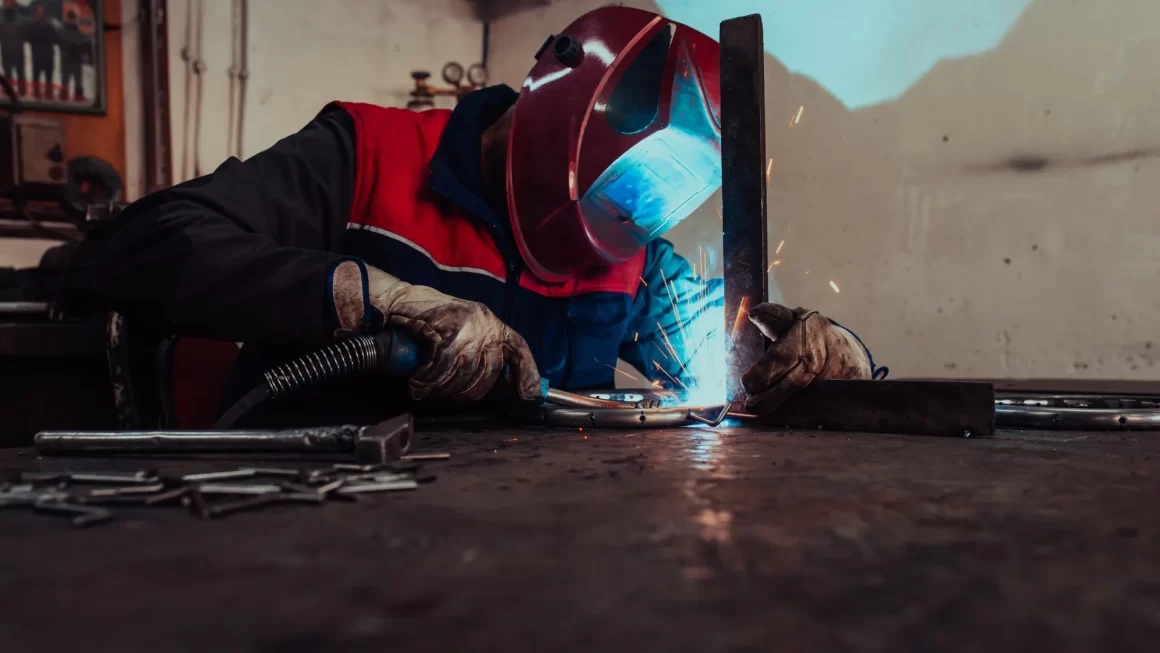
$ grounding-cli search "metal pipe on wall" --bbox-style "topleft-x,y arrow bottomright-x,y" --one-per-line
226,0 -> 249,161
482,20 -> 490,70
236,0 -> 248,160
140,0 -> 172,191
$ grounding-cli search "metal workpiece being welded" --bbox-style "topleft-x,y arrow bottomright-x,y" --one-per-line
720,14 -> 769,403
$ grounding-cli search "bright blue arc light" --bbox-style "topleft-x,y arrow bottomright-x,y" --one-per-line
657,0 -> 1033,109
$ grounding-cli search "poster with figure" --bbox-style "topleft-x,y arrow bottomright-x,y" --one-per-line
0,0 -> 104,114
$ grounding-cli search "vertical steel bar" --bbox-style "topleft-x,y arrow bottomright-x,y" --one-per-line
720,15 -> 768,402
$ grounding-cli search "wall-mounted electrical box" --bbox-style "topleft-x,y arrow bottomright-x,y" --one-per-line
0,115 -> 67,200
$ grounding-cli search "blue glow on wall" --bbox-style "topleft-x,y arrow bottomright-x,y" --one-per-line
656,0 -> 1034,109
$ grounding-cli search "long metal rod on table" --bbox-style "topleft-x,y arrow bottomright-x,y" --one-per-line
34,416 -> 414,464
720,14 -> 769,402
34,426 -> 366,454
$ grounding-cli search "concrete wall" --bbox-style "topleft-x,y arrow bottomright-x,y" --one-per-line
166,0 -> 483,183
489,0 -> 1160,380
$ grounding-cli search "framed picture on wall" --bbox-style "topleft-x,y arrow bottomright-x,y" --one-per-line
0,0 -> 105,114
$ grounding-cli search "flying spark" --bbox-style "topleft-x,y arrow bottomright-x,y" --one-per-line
766,259 -> 782,272
804,270 -> 810,275
662,278 -> 691,344
829,281 -> 840,293
634,331 -> 639,342
639,276 -> 648,287
730,296 -> 751,341
776,240 -> 784,254
794,105 -> 804,124
716,208 -> 723,221
653,361 -> 691,391
765,158 -> 773,182
657,323 -> 693,381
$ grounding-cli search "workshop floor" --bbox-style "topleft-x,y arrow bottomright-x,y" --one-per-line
2,425 -> 1158,652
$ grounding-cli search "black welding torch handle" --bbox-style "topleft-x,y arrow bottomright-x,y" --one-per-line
213,329 -> 633,428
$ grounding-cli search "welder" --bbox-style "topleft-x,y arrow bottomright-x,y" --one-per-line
80,7 -> 877,425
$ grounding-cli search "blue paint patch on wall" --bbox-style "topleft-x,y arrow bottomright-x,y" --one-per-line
657,0 -> 1034,109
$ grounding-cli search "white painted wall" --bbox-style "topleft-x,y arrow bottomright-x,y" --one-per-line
167,0 -> 483,182
489,0 -> 1160,380
121,0 -> 144,201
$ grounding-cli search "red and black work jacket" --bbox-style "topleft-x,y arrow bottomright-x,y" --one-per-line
87,86 -> 721,423
331,88 -> 719,389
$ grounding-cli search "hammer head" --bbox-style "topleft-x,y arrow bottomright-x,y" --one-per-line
355,414 -> 413,464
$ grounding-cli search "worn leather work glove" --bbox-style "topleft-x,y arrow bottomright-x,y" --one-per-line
740,303 -> 874,415
330,260 -> 542,403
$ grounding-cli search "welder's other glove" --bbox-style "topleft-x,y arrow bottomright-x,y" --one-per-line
740,303 -> 872,415
330,260 -> 542,403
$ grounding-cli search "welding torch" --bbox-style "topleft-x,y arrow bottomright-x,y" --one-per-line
213,329 -> 636,429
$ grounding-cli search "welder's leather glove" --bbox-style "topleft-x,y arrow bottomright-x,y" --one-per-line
330,260 -> 542,403
740,303 -> 872,415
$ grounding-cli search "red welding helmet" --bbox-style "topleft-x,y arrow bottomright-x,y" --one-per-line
507,7 -> 722,282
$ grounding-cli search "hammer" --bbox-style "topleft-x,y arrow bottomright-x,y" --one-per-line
34,414 -> 413,464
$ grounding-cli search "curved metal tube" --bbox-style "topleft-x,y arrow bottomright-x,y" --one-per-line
529,404 -> 754,429
995,394 -> 1160,410
995,405 -> 1160,431
544,388 -> 640,409
530,406 -> 701,429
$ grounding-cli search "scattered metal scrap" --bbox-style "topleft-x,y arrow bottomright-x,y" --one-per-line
0,456 -> 447,529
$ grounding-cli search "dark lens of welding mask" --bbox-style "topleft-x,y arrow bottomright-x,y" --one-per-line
582,41 -> 721,241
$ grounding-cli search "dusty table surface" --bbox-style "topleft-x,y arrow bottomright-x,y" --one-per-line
1,423 -> 1158,653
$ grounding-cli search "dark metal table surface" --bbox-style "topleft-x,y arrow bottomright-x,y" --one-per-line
1,423 -> 1158,653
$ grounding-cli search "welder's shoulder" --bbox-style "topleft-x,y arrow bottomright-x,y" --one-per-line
321,101 -> 452,135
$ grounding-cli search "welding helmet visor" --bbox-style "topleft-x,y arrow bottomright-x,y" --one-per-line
507,8 -> 721,282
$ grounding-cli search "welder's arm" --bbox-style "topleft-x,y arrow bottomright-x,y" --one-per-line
70,107 -> 355,348
619,239 -> 724,388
